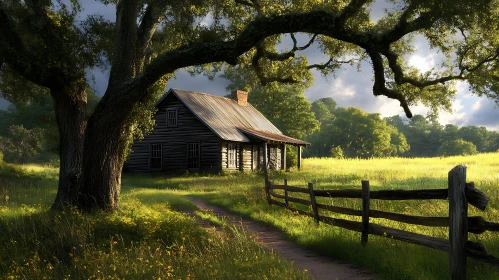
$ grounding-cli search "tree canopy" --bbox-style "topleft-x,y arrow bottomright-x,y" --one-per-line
306,102 -> 410,158
0,0 -> 497,211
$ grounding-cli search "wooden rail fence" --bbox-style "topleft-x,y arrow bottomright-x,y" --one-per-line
264,165 -> 499,280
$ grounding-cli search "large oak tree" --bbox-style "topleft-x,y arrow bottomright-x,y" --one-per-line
0,0 -> 497,211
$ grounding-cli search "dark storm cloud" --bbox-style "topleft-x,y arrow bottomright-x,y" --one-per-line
0,97 -> 9,110
80,1 -> 115,21
463,99 -> 499,130
86,67 -> 110,96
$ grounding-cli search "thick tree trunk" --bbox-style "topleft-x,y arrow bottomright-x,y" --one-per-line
76,109 -> 131,211
51,85 -> 87,210
50,84 -> 132,212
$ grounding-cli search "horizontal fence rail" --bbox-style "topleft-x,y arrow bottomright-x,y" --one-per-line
264,165 -> 499,280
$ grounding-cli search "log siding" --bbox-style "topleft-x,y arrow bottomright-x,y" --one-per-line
129,94 -> 221,172
128,89 -> 306,173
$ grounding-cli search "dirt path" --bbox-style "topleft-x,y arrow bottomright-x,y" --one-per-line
185,196 -> 378,280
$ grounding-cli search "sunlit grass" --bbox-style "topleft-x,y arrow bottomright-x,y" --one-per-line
125,152 -> 498,280
0,163 -> 308,280
2,153 -> 497,279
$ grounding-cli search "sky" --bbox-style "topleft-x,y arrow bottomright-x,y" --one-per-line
1,1 -> 498,131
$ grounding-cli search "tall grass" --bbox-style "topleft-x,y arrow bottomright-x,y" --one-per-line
0,163 -> 308,279
129,152 -> 499,280
2,153 -> 497,279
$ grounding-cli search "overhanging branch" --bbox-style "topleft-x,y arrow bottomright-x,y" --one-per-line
251,42 -> 300,85
118,7 -> 480,116
307,56 -> 358,70
338,0 -> 371,23
136,1 -> 170,68
368,50 -> 413,117
250,33 -> 319,85
119,10 -> 372,107
108,0 -> 139,88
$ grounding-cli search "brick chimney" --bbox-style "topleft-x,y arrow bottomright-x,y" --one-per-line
231,90 -> 248,106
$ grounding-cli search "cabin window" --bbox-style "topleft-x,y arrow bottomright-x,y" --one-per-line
150,143 -> 162,170
187,142 -> 200,169
166,109 -> 177,127
228,143 -> 238,168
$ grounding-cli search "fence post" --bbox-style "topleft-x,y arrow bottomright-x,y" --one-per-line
361,180 -> 370,246
448,165 -> 468,280
308,183 -> 319,224
284,179 -> 289,208
266,181 -> 272,205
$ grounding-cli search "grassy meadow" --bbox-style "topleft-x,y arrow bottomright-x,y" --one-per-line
124,153 -> 499,280
0,162 -> 308,279
0,153 -> 498,279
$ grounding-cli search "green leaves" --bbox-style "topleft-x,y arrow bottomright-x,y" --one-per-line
438,139 -> 478,156
0,125 -> 46,164
306,104 -> 409,158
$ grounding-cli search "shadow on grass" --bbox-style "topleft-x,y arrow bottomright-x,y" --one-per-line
167,172 -> 499,280
130,191 -> 198,212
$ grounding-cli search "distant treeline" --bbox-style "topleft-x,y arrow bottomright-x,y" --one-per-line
0,91 -> 100,165
1,86 -> 497,165
304,98 -> 499,158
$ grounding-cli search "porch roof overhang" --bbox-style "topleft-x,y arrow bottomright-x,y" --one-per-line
238,127 -> 310,146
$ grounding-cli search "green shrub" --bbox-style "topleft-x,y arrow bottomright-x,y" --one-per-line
286,145 -> 298,169
330,146 -> 344,159
1,125 -> 46,164
438,139 -> 478,156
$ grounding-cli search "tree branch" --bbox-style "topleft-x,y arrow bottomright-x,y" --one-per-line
307,56 -> 357,70
108,0 -> 140,89
25,0 -> 67,49
382,46 -> 499,90
251,42 -> 300,85
116,8 -> 482,117
380,11 -> 435,44
462,48 -> 499,73
119,11 -> 362,108
368,50 -> 413,117
290,33 -> 317,51
249,33 -> 319,84
136,1 -> 170,71
338,0 -> 371,23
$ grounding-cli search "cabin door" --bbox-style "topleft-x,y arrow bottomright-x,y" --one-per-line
150,143 -> 162,170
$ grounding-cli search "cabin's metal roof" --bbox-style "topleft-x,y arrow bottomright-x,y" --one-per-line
238,127 -> 310,146
155,88 -> 309,145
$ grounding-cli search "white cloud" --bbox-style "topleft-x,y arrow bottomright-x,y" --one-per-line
472,101 -> 481,111
330,79 -> 356,99
377,98 -> 404,117
408,54 -> 435,73
455,81 -> 470,97
437,99 -> 466,125
200,13 -> 214,26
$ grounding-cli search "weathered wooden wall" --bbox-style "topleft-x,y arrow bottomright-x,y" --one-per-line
128,94 -> 221,172
241,143 -> 252,171
220,142 -> 283,171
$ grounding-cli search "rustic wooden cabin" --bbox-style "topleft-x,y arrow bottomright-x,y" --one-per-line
128,88 -> 309,173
